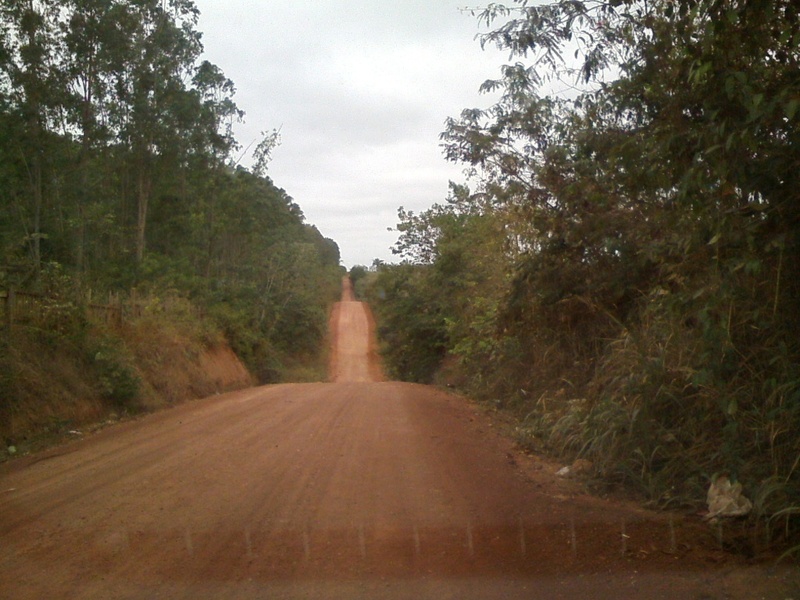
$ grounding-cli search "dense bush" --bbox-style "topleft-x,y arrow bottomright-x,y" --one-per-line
371,0 -> 800,549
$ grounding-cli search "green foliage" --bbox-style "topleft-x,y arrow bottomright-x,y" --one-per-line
370,190 -> 508,384
0,0 -> 342,398
89,336 -> 141,405
348,265 -> 369,299
374,0 -> 800,547
370,262 -> 448,383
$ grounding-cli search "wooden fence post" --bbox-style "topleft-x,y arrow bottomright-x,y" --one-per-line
3,288 -> 14,334
117,293 -> 124,327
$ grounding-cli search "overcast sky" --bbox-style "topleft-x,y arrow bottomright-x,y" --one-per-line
193,1 -> 510,268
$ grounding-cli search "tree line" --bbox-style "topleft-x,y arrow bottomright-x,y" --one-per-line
0,0 -> 342,383
368,0 -> 799,542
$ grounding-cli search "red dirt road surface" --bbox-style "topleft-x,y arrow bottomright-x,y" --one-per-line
328,277 -> 383,384
1,281 -> 798,599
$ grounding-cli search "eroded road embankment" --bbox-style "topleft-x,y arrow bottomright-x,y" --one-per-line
0,281 -> 797,599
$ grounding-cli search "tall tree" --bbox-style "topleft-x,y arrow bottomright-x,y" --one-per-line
61,0 -> 132,275
109,0 -> 202,266
0,0 -> 63,275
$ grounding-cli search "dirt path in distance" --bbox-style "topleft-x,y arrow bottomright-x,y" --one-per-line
328,276 -> 384,383
0,279 -> 797,599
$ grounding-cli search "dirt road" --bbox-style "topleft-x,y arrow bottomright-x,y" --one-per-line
1,282 -> 797,599
328,277 -> 383,384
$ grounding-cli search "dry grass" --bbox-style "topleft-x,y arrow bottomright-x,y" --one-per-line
1,293 -> 254,459
465,285 -> 800,556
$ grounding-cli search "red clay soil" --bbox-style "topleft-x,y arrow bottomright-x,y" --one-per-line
328,277 -> 385,383
0,281 -> 797,599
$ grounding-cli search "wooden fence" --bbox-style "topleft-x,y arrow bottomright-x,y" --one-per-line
1,288 -> 144,333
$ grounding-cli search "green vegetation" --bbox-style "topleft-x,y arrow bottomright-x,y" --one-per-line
0,0 -> 341,444
348,265 -> 369,299
369,0 -> 800,550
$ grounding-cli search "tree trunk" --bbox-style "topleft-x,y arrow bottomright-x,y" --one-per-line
31,145 -> 42,275
136,164 -> 151,264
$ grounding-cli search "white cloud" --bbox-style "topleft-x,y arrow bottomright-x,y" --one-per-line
195,0 -> 508,267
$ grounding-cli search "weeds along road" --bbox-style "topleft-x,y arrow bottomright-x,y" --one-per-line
1,279 -> 797,599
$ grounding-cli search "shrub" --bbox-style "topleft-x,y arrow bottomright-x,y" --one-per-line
88,336 -> 141,406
